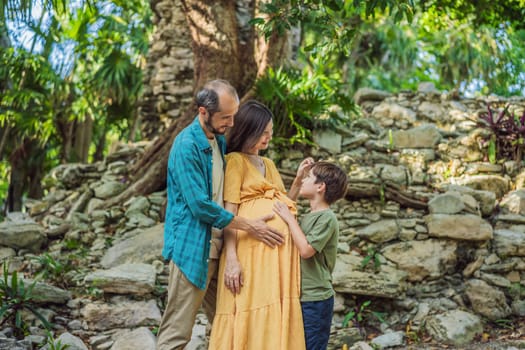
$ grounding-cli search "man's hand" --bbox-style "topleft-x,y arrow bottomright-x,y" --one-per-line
273,201 -> 294,224
246,213 -> 284,248
224,258 -> 243,294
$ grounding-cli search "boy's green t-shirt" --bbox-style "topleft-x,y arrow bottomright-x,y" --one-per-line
299,208 -> 339,302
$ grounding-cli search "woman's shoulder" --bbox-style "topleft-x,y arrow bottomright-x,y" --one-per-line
261,156 -> 278,171
225,152 -> 248,166
226,152 -> 242,158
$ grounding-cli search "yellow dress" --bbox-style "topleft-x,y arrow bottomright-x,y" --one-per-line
209,152 -> 305,350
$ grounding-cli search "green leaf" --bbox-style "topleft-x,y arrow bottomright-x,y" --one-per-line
342,310 -> 356,327
323,0 -> 344,12
488,138 -> 497,164
26,304 -> 53,329
249,17 -> 266,25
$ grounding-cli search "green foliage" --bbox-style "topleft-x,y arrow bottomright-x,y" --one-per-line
342,299 -> 386,332
487,136 -> 497,164
31,253 -> 79,288
0,160 -> 8,218
254,0 -> 414,50
86,286 -> 103,299
63,239 -> 82,250
254,1 -> 525,96
44,332 -> 70,350
0,263 -> 52,339
0,0 -> 152,208
419,0 -> 525,30
508,282 -> 525,299
387,130 -> 394,150
493,318 -> 515,329
416,13 -> 525,96
255,65 -> 357,146
0,47 -> 60,144
359,247 -> 381,271
344,12 -> 525,95
58,0 -> 152,149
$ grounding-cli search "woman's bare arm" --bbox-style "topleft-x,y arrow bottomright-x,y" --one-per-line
223,202 -> 243,294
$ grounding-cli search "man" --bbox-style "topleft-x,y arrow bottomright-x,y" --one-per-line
157,79 -> 284,350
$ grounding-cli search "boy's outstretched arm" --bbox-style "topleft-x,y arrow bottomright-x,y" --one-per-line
273,201 -> 316,259
287,157 -> 314,201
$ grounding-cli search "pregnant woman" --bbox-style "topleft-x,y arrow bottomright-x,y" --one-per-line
208,100 -> 312,350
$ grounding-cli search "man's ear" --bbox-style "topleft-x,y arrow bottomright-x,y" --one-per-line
198,106 -> 208,117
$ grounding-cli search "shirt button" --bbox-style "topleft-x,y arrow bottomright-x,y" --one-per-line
209,240 -> 212,243
206,259 -> 209,262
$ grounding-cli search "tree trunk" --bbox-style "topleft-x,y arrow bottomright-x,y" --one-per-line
93,122 -> 108,162
102,0 -> 291,207
57,118 -> 74,163
181,0 -> 241,90
6,138 -> 46,212
102,110 -> 191,208
0,22 -> 12,157
27,165 -> 44,199
73,115 -> 93,163
7,159 -> 24,212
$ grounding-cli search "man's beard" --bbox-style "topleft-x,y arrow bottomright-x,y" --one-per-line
204,115 -> 225,135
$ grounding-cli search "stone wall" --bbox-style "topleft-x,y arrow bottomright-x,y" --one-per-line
2,85 -> 525,349
288,85 -> 525,348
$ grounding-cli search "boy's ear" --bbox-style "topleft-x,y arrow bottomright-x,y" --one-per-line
317,182 -> 326,193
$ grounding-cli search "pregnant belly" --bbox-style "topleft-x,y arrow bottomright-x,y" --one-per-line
236,197 -> 292,247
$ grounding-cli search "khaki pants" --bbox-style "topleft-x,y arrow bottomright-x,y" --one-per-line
156,259 -> 219,350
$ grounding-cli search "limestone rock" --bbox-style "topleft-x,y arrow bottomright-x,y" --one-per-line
426,310 -> 483,346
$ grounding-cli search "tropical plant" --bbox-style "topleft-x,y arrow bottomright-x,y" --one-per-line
62,0 -> 152,157
359,247 -> 382,272
31,252 -> 78,288
255,1 -> 525,96
342,298 -> 386,336
0,0 -> 151,211
44,332 -> 70,350
477,104 -> 525,166
0,263 -> 52,338
255,65 -> 357,146
0,46 -> 63,212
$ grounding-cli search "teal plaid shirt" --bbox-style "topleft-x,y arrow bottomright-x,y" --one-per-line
162,117 -> 234,289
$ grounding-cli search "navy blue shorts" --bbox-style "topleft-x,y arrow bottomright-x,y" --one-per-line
301,296 -> 334,350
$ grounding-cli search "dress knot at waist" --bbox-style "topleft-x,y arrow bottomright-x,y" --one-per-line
240,189 -> 297,215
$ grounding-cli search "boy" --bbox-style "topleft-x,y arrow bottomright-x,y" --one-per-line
273,161 -> 348,350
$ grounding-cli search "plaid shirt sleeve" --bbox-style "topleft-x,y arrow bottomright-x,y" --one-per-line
174,138 -> 233,228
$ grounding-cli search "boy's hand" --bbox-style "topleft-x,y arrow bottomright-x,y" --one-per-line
296,157 -> 314,179
224,259 -> 243,294
273,201 -> 294,223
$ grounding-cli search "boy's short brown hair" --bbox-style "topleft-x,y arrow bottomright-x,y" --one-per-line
309,161 -> 348,204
